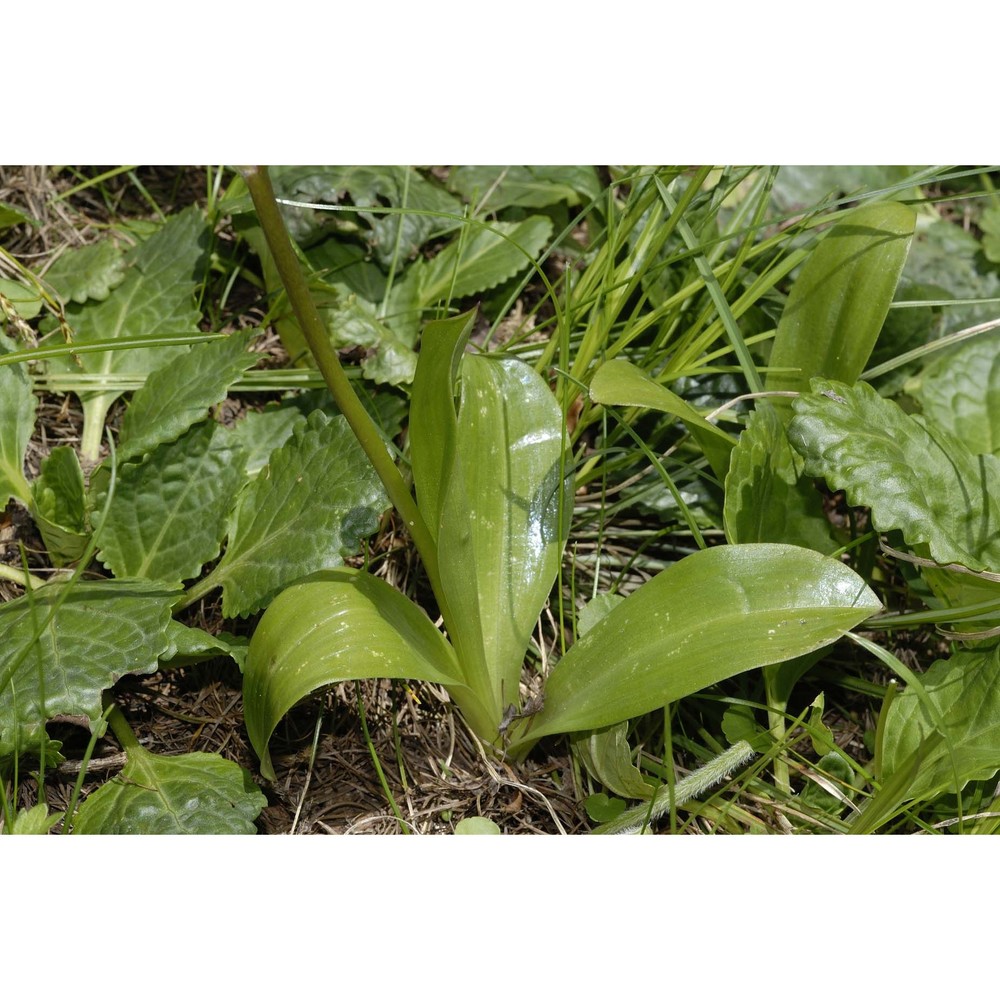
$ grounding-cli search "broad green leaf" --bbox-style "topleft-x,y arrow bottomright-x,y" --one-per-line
205,410 -> 389,618
0,201 -> 33,231
436,353 -> 568,723
511,543 -> 880,745
244,568 -> 471,780
907,332 -> 1000,457
0,277 -> 43,321
789,378 -> 1000,573
161,620 -> 249,670
72,746 -> 265,834
321,289 -> 417,385
765,201 -> 915,410
981,205 -> 1000,264
230,405 -> 307,478
881,644 -> 1000,800
0,331 -> 35,507
409,310 -> 473,535
724,402 -> 835,553
447,165 -> 602,211
573,592 -> 654,801
42,239 -> 126,304
403,215 -> 553,307
116,329 -> 259,463
306,238 -> 387,304
590,358 -> 736,482
454,817 -> 502,834
31,445 -> 89,565
46,206 -> 210,459
0,580 -> 177,760
575,724 -> 654,801
96,421 -> 247,587
12,803 -> 63,834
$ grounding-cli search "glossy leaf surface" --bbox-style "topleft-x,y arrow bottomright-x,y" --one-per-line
424,349 -> 567,723
789,378 -> 1000,572
244,568 -> 470,779
765,201 -> 915,406
73,746 -> 265,834
512,543 -> 880,745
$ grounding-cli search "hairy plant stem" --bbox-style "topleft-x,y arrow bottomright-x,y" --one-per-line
241,167 -> 445,610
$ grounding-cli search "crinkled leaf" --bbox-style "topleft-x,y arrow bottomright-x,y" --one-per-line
230,405 -> 307,478
403,216 -> 553,307
306,238 -> 387,303
31,446 -> 89,565
244,568 -> 469,779
0,331 -> 36,507
117,329 -> 259,463
43,239 -> 126,304
511,543 -> 881,746
0,580 -> 177,760
789,378 -> 1000,573
882,644 -> 1000,800
590,358 -> 736,482
97,421 -> 247,587
73,745 -> 265,834
908,332 -> 1000,457
207,410 -> 389,618
447,166 -> 601,211
45,206 -> 210,458
765,201 -> 915,411
321,289 -> 416,385
724,402 -> 835,553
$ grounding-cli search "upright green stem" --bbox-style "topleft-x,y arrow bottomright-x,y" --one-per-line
241,166 -> 443,602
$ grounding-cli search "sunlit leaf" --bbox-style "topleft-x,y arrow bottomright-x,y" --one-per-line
206,410 -> 389,618
43,239 -> 126,304
907,331 -> 1000,457
97,421 -> 247,587
511,543 -> 880,746
0,580 -> 177,760
590,358 -> 736,482
45,206 -> 210,459
882,644 -> 1000,801
447,165 -> 601,211
0,331 -> 36,507
724,401 -> 835,552
117,329 -> 259,463
244,568 -> 471,780
765,201 -> 915,411
31,445 -> 89,565
789,378 -> 1000,573
73,745 -> 266,834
